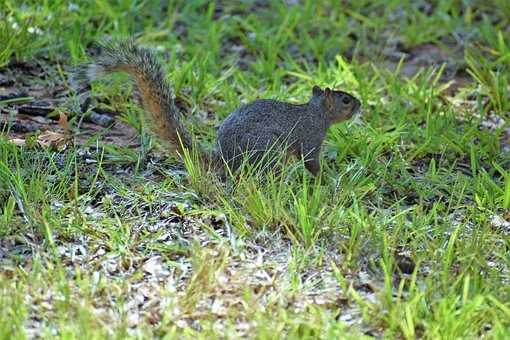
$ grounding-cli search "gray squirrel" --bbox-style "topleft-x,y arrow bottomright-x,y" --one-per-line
73,40 -> 360,175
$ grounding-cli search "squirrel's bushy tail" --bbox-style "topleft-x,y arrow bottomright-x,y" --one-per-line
72,40 -> 195,155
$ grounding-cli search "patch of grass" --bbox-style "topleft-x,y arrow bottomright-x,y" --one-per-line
1,0 -> 510,338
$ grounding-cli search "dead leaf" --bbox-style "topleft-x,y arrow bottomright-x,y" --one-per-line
8,138 -> 26,146
37,130 -> 68,150
58,112 -> 70,135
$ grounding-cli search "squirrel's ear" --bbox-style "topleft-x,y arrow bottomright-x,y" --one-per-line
324,88 -> 334,110
312,86 -> 323,96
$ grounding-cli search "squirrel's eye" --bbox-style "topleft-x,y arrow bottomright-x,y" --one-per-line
342,96 -> 351,104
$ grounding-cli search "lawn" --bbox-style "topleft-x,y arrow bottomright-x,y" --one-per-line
1,0 -> 509,338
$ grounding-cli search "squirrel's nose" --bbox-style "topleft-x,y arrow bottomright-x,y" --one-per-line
353,101 -> 361,113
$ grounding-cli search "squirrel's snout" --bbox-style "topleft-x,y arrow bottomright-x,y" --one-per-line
349,100 -> 361,117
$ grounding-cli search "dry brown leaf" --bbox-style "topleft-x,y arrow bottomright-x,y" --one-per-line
9,138 -> 26,146
37,130 -> 68,150
58,112 -> 71,135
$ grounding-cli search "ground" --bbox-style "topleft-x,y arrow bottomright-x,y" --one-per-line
1,1 -> 510,338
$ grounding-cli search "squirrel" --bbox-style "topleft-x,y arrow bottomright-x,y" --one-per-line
72,40 -> 360,175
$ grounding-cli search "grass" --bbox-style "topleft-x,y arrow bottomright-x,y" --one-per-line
1,0 -> 510,338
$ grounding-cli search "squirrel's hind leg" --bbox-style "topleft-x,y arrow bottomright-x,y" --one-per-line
304,150 -> 320,176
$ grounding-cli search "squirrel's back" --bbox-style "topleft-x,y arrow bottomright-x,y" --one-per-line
215,99 -> 328,169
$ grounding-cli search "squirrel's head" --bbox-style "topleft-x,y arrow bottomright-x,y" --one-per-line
312,86 -> 360,123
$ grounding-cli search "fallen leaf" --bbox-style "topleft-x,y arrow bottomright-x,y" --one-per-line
37,130 -> 68,150
9,138 -> 26,146
58,112 -> 70,135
